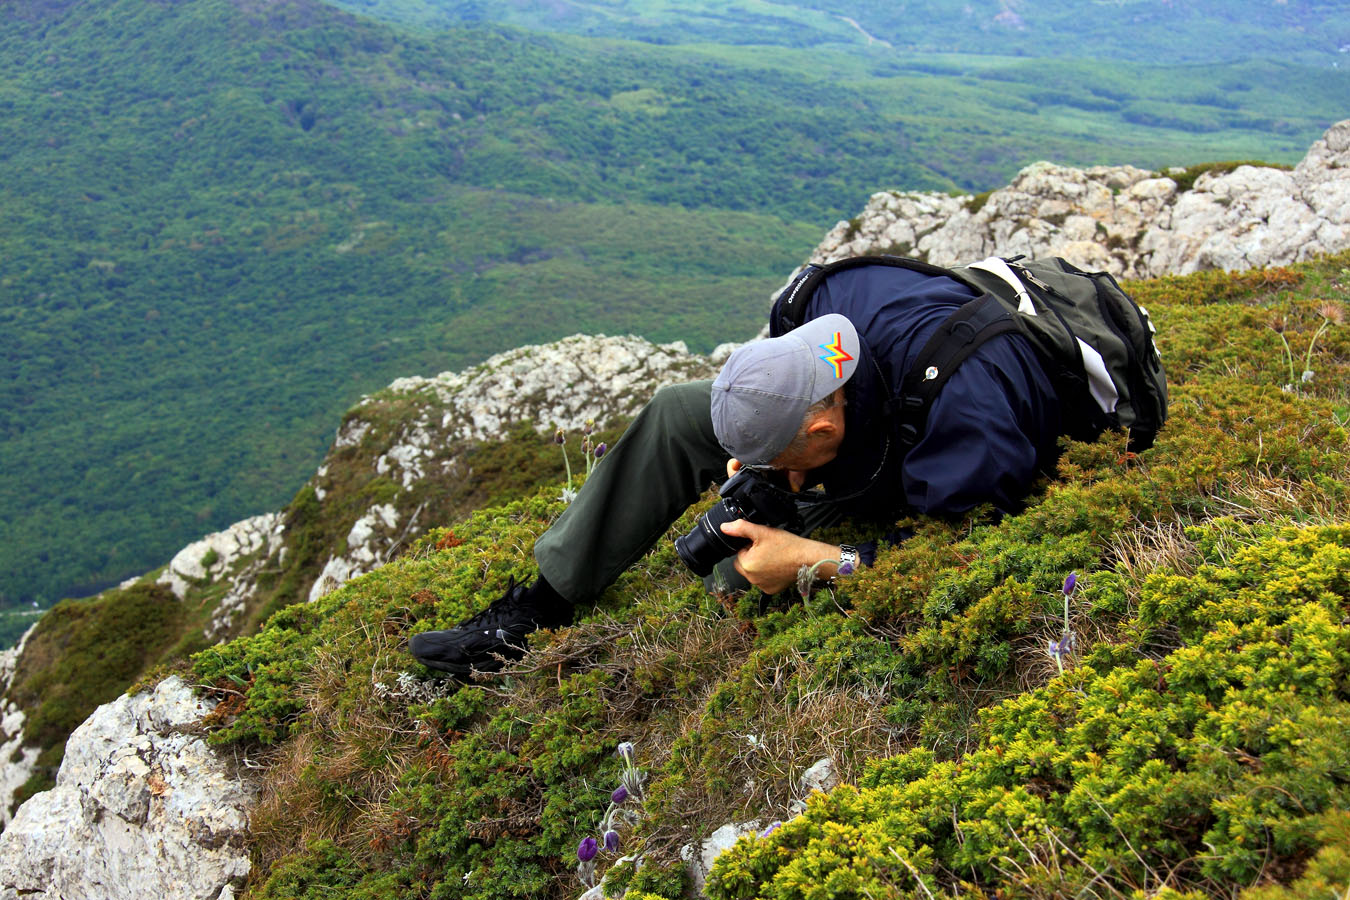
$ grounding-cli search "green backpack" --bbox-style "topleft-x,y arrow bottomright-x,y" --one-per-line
772,254 -> 1169,453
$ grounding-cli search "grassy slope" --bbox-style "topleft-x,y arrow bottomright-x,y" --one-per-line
181,253 -> 1350,898
3,409 -> 631,813
3,0 -> 1347,612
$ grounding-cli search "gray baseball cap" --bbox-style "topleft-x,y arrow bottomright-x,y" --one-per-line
710,313 -> 860,465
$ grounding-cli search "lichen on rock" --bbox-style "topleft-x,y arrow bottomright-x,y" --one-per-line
0,676 -> 255,900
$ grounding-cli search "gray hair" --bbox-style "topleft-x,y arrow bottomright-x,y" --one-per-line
777,390 -> 842,461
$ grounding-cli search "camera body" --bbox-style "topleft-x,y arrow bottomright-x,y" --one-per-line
674,468 -> 802,576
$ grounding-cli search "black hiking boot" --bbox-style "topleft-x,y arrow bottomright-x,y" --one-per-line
409,577 -> 573,676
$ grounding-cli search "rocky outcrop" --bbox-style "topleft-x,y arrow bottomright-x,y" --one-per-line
0,626 -> 39,829
157,512 -> 286,640
303,333 -> 718,602
308,502 -> 401,602
379,332 -> 713,450
0,676 -> 254,900
815,119 -> 1350,279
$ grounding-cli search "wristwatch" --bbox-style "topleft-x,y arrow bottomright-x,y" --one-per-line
837,544 -> 859,575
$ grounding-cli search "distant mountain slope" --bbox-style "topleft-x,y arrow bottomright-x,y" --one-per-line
2,0 -> 1346,615
324,0 -> 1350,64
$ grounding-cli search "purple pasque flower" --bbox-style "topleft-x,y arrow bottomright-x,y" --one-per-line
583,417 -> 595,435
1046,629 -> 1077,674
594,442 -> 607,459
554,427 -> 566,445
759,821 -> 782,839
838,560 -> 855,577
577,836 -> 598,862
1063,572 -> 1078,597
611,784 -> 628,805
1046,632 -> 1075,660
603,829 -> 620,853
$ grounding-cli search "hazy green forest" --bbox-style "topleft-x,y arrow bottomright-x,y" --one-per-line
330,0 -> 1350,64
1,0 -> 1346,624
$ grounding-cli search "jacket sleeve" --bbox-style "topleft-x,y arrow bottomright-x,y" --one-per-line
900,336 -> 1060,516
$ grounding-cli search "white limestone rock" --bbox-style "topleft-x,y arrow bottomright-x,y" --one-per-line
157,513 -> 284,602
799,756 -> 839,796
0,708 -> 37,831
812,119 -> 1350,281
308,503 -> 402,602
383,333 -> 712,445
0,625 -> 39,828
0,626 -> 32,696
0,676 -> 255,900
333,418 -> 371,449
152,513 -> 285,641
681,819 -> 764,896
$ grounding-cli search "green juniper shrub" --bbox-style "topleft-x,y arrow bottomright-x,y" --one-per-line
1239,809 -> 1350,900
625,861 -> 689,898
705,523 -> 1350,899
255,839 -> 364,900
965,189 -> 996,214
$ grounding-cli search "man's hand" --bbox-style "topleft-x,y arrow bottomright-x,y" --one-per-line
719,519 -> 841,594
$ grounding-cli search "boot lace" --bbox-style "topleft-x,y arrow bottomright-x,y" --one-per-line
457,577 -> 535,634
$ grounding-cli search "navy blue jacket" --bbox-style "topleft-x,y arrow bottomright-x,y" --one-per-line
779,263 -> 1062,518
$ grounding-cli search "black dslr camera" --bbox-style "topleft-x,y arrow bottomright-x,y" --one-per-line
674,468 -> 802,576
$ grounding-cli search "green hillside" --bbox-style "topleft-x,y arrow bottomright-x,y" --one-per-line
325,0 -> 1350,65
7,251 -> 1347,888
2,0 -> 1346,615
155,250 -> 1341,899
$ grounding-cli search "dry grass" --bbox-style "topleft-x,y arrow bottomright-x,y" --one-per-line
640,644 -> 910,861
245,618 -> 428,880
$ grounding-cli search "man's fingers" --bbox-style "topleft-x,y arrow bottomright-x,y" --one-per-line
719,518 -> 764,540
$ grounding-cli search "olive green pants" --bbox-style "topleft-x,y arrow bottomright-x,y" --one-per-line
534,380 -> 846,605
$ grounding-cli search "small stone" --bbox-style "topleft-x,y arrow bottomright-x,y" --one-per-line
680,820 -> 763,896
800,757 -> 839,795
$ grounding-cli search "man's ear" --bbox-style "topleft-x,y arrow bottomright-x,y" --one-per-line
805,415 -> 838,438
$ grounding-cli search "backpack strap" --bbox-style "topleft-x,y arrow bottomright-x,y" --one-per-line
772,255 -> 978,336
772,255 -> 1022,453
892,295 -> 1020,451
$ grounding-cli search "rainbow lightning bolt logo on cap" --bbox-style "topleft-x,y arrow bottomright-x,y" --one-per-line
710,312 -> 860,464
818,331 -> 854,378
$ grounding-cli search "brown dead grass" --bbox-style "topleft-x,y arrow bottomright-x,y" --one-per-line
245,618 -> 427,879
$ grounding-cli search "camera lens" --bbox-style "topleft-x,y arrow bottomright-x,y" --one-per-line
674,499 -> 748,576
